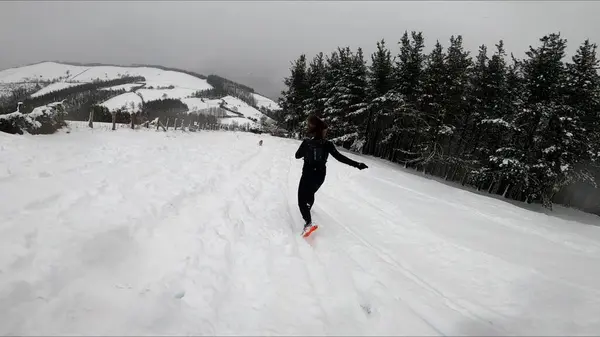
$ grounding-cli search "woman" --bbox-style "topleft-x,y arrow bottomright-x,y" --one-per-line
295,115 -> 368,237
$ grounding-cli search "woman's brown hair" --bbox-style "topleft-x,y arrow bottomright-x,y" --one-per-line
307,115 -> 328,139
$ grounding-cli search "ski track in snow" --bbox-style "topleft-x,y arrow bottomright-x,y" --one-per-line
1,126 -> 600,335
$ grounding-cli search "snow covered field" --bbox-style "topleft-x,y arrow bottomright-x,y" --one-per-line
100,93 -> 143,113
136,88 -> 198,102
252,93 -> 281,110
181,98 -> 222,112
30,82 -> 83,98
1,125 -> 600,335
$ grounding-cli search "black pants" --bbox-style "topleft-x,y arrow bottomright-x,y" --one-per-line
298,169 -> 326,224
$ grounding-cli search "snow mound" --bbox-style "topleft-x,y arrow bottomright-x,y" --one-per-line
100,93 -> 143,114
0,102 -> 65,134
252,93 -> 281,110
30,82 -> 83,98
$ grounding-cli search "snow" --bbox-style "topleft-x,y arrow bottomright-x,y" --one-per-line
219,117 -> 258,127
181,98 -> 221,112
0,111 -> 25,121
481,118 -> 515,130
100,93 -> 143,113
29,104 -> 60,118
221,96 -> 271,122
180,98 -> 238,116
136,88 -> 197,101
30,82 -> 83,98
0,83 -> 39,98
99,83 -> 144,92
0,102 -> 63,129
0,62 -> 212,92
252,93 -> 281,110
1,125 -> 600,335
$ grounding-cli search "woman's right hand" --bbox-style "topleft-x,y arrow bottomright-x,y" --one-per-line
356,163 -> 368,170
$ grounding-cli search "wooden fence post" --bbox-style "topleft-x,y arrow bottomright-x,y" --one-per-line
88,109 -> 94,128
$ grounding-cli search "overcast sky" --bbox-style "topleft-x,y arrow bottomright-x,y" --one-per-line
0,1 -> 597,99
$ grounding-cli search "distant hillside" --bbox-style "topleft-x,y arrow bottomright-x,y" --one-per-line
0,61 -> 281,130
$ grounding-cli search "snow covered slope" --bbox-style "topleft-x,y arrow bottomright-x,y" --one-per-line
181,97 -> 221,112
3,126 -> 599,335
181,98 -> 238,117
1,62 -> 274,125
252,93 -> 281,110
100,92 -> 143,113
30,82 -> 82,97
0,62 -> 212,92
221,95 -> 272,122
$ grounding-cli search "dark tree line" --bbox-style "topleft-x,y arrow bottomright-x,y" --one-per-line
142,98 -> 189,120
280,32 -> 600,213
0,85 -> 42,114
63,90 -> 123,121
0,76 -> 146,115
91,98 -> 222,129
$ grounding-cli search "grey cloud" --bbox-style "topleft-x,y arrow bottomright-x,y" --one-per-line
0,1 -> 597,99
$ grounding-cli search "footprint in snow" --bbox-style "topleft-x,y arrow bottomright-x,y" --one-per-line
360,303 -> 372,315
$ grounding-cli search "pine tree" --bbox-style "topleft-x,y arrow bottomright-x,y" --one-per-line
304,52 -> 327,118
279,54 -> 309,134
518,33 -> 572,207
391,31 -> 427,163
343,47 -> 369,149
322,49 -> 342,128
363,39 -> 400,156
442,35 -> 473,163
419,40 -> 447,171
396,31 -> 425,104
322,47 -> 368,147
472,42 -> 516,192
566,39 -> 600,149
557,39 -> 600,201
